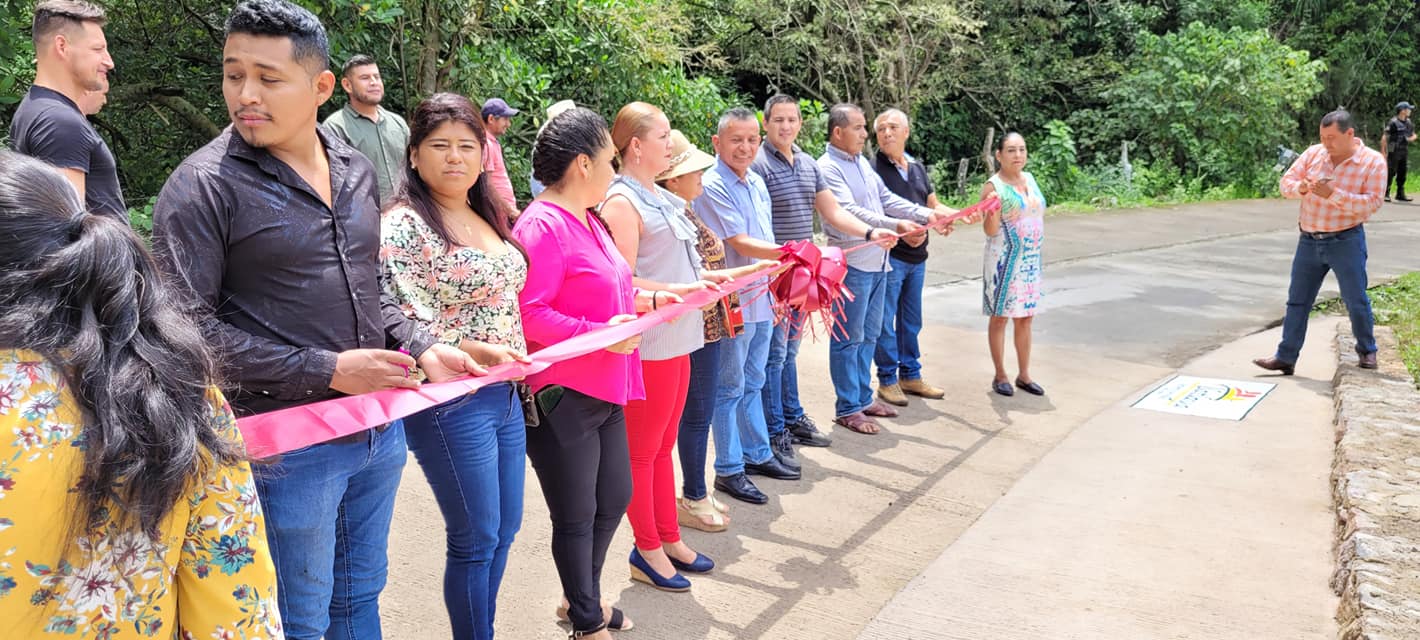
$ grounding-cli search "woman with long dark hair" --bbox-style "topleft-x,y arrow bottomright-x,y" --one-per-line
514,106 -> 664,639
0,150 -> 281,637
380,92 -> 531,640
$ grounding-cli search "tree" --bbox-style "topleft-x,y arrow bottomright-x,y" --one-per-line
1104,23 -> 1326,183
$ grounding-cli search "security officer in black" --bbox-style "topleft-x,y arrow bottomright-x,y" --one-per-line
1382,101 -> 1416,202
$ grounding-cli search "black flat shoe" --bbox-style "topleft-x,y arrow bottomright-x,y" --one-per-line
713,473 -> 768,504
1015,379 -> 1045,396
993,380 -> 1014,396
745,456 -> 801,480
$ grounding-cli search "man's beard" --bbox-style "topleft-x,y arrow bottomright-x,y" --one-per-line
354,91 -> 382,107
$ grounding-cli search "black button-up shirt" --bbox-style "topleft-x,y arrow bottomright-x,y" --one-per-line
152,126 -> 434,416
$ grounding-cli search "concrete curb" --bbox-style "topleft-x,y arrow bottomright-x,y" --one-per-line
1330,324 -> 1420,640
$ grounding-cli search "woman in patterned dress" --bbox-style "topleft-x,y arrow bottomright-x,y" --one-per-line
981,132 -> 1046,397
0,150 -> 281,639
379,93 -> 531,640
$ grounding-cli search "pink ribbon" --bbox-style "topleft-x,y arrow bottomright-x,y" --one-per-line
236,262 -> 783,458
766,195 -> 1003,338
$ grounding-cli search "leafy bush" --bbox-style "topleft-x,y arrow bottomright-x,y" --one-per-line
1106,23 -> 1326,187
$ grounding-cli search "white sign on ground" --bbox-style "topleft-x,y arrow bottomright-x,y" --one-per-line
1132,375 -> 1276,421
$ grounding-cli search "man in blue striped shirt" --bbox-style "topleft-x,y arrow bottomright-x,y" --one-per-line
751,94 -> 900,455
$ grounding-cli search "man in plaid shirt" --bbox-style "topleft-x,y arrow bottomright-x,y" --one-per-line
1256,109 -> 1385,375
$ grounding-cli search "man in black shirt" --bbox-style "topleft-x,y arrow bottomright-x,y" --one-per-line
9,0 -> 125,221
151,2 -> 480,638
1381,101 -> 1416,202
872,108 -> 949,406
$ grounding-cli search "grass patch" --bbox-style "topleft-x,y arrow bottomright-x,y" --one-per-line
1316,272 -> 1420,382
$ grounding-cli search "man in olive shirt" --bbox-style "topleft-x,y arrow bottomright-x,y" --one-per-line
323,53 -> 409,202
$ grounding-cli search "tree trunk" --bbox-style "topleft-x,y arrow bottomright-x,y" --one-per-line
416,0 -> 442,97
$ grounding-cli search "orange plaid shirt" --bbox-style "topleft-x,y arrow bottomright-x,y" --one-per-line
1280,139 -> 1386,232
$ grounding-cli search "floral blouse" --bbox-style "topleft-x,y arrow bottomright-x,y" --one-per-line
0,349 -> 282,639
380,205 -> 528,361
685,205 -> 740,344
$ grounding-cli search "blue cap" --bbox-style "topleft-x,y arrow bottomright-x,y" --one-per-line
482,98 -> 520,118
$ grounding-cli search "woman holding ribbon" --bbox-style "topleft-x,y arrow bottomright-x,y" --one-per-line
657,130 -> 750,534
514,106 -> 664,639
981,132 -> 1046,397
379,93 -> 532,640
0,151 -> 282,638
601,105 -> 772,592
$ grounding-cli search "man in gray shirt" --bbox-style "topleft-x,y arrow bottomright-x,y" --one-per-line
818,103 -> 959,435
323,54 -> 409,203
10,0 -> 125,221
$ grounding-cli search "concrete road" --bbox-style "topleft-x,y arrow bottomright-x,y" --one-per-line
381,199 -> 1420,639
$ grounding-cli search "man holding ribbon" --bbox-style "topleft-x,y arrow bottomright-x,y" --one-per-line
694,107 -> 802,504
751,93 -> 899,467
152,2 -> 481,638
817,103 -> 961,435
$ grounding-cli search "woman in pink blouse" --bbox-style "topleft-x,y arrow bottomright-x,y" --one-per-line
513,106 -> 666,639
380,93 -> 532,640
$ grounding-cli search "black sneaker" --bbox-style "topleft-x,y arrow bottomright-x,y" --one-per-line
771,429 -> 801,471
1398,195 -> 1413,202
788,416 -> 832,447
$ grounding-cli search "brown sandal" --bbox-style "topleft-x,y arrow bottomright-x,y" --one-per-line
834,412 -> 881,435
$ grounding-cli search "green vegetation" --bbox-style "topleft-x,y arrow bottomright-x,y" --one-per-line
1318,273 -> 1420,383
0,0 -> 1415,223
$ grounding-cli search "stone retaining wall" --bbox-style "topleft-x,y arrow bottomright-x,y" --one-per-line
1331,325 -> 1420,640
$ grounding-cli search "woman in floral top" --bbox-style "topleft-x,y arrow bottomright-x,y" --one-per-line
379,93 -> 530,640
0,151 -> 281,639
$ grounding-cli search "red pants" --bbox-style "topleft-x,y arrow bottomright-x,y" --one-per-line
624,355 -> 691,550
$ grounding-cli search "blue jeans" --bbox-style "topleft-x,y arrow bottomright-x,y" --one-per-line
764,310 -> 806,436
831,267 -> 888,417
254,421 -> 407,640
1277,225 -> 1377,363
403,383 -> 526,640
875,257 -> 926,385
712,320 -> 773,476
679,339 -> 723,500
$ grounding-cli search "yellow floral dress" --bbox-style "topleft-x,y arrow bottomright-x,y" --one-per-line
0,349 -> 282,639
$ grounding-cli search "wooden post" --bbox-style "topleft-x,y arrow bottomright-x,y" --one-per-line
956,158 -> 970,196
981,127 -> 995,175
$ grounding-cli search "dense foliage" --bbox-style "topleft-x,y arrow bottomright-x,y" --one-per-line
0,0 -> 1414,216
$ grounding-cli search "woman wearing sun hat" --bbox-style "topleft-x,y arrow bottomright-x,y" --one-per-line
654,129 -> 776,535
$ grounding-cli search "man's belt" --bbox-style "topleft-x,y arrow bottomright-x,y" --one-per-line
1300,224 -> 1361,240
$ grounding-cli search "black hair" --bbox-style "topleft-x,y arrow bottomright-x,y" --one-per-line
224,0 -> 330,72
827,103 -> 863,138
532,107 -> 612,188
1321,109 -> 1354,133
392,93 -> 526,261
341,53 -> 376,78
32,0 -> 105,48
0,150 -> 239,541
531,107 -> 617,236
995,131 -> 1026,152
764,94 -> 799,119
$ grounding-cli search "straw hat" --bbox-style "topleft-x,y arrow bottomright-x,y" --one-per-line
658,130 -> 716,182
546,99 -> 577,120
